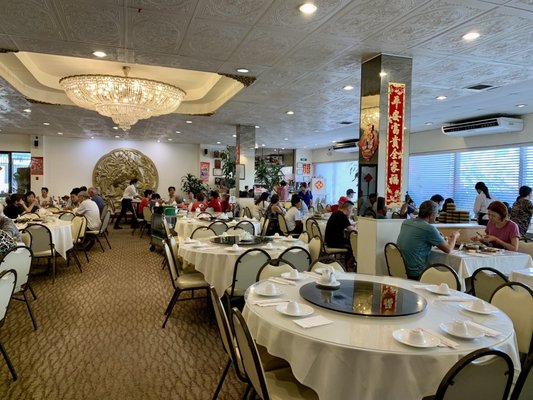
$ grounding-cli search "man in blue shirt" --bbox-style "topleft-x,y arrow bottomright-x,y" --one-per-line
396,200 -> 459,279
298,182 -> 313,208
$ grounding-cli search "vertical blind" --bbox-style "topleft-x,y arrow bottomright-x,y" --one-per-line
408,146 -> 526,212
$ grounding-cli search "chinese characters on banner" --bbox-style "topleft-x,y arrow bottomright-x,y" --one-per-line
200,161 -> 210,182
385,83 -> 405,207
31,156 -> 44,175
302,163 -> 311,175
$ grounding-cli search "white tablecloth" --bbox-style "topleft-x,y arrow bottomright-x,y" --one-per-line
243,274 -> 521,400
429,249 -> 532,280
174,218 -> 260,239
178,237 -> 308,295
18,220 -> 73,259
510,268 -> 533,288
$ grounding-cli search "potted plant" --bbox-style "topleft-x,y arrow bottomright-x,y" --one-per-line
181,173 -> 208,196
255,158 -> 284,191
220,147 -> 236,189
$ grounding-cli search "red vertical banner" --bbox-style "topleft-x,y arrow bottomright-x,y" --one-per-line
200,161 -> 210,182
31,156 -> 44,175
385,83 -> 405,207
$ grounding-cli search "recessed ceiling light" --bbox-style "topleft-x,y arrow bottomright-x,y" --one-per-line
379,72 -> 387,78
90,136 -> 94,139
113,126 -> 119,130
313,129 -> 319,132
57,132 -> 63,135
255,125 -> 260,129
286,111 -> 294,115
462,31 -> 480,41
299,3 -> 317,14
186,120 -> 192,124
23,109 -> 31,113
93,51 -> 107,58
261,144 -> 265,147
43,122 -> 50,126
236,68 -> 249,73
175,130 -> 181,133
332,140 -> 336,143
115,135 -> 120,138
217,141 -> 221,144
425,122 -> 434,126
168,138 -> 173,141
281,147 -> 285,150
284,138 -> 288,141
232,134 -> 237,138
436,95 -> 447,100
343,85 -> 354,91
157,140 -> 161,143
516,104 -> 527,108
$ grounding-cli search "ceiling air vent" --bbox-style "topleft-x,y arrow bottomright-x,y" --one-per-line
441,117 -> 523,137
339,121 -> 353,125
465,84 -> 494,91
333,139 -> 358,152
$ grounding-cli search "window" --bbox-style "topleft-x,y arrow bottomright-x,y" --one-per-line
0,152 -> 31,195
314,160 -> 358,204
408,146 -> 526,212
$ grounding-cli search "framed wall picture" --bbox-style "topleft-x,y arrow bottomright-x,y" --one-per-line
297,162 -> 303,168
213,168 -> 222,176
296,168 -> 303,175
214,159 -> 222,169
237,164 -> 245,180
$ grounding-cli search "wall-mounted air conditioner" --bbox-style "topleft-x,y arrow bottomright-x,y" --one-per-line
441,117 -> 523,137
333,139 -> 358,152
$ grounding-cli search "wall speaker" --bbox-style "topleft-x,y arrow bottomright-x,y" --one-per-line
33,136 -> 39,148
203,149 -> 208,156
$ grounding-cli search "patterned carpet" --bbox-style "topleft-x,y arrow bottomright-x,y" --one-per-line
0,228 -> 244,400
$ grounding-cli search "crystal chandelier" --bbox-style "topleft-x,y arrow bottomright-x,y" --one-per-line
60,66 -> 186,130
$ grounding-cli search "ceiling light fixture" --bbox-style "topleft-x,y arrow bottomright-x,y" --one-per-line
299,3 -> 317,14
343,85 -> 354,91
284,138 -> 288,141
92,51 -> 107,58
516,104 -> 527,108
379,72 -> 387,77
286,111 -> 294,115
168,138 -> 173,141
232,134 -> 237,137
236,68 -> 249,73
57,132 -> 63,135
59,66 -> 186,131
90,136 -> 94,139
462,31 -> 480,41
113,126 -> 119,130
176,130 -> 181,133
436,95 -> 447,100
255,125 -> 260,128
115,135 -> 120,138
23,109 -> 31,113
217,141 -> 221,144
425,122 -> 434,126
43,122 -> 50,125
186,120 -> 192,124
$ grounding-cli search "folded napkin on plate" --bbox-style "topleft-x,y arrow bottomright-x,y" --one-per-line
422,329 -> 459,349
435,297 -> 471,302
293,316 -> 332,329
252,299 -> 288,307
465,321 -> 502,337
269,277 -> 296,286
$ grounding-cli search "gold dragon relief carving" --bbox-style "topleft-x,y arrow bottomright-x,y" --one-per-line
92,148 -> 159,206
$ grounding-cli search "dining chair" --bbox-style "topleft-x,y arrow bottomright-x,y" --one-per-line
384,242 -> 408,279
349,231 -> 358,270
256,258 -> 296,281
226,249 -> 271,309
168,235 -> 196,275
19,229 -> 32,248
391,211 -> 402,219
490,282 -> 533,356
309,256 -> 345,273
279,247 -> 311,272
308,236 -> 322,263
190,226 -> 216,239
317,203 -> 324,213
24,224 -> 57,283
208,221 -> 228,236
205,207 -> 215,213
225,227 -> 246,236
364,209 -> 377,218
0,246 -> 37,330
471,267 -> 509,302
59,211 -> 75,221
23,212 -> 41,221
100,204 -> 108,219
236,221 -> 255,235
67,215 -> 85,272
510,353 -> 533,400
243,207 -> 253,219
0,269 -> 18,380
420,263 -> 461,291
277,214 -> 290,237
231,308 -> 319,400
197,211 -> 213,219
47,207 -> 60,213
86,210 -> 112,252
305,218 -> 316,242
311,219 -> 349,260
260,218 -> 270,237
422,348 -> 514,400
161,241 -> 209,328
131,205 -> 144,236
140,206 -> 153,238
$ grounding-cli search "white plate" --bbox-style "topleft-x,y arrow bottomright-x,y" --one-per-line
276,303 -> 314,317
440,322 -> 484,339
425,286 -> 451,296
316,281 -> 341,289
281,272 -> 304,281
255,288 -> 282,297
392,329 -> 441,348
460,303 -> 498,315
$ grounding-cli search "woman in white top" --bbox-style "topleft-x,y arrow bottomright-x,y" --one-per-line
254,192 -> 269,219
473,181 -> 493,226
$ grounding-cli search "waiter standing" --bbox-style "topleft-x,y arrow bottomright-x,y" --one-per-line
114,178 -> 141,229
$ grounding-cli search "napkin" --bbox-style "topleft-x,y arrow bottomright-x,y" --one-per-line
422,329 -> 459,349
435,297 -> 472,302
252,299 -> 288,307
293,316 -> 332,329
465,321 -> 502,337
269,277 -> 296,286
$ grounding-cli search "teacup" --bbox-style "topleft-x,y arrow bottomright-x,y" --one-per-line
408,329 -> 427,345
451,320 -> 469,335
438,283 -> 450,294
264,283 -> 278,295
232,244 -> 239,250
320,269 -> 336,285
264,242 -> 274,249
274,233 -> 280,238
289,269 -> 300,279
471,299 -> 486,312
286,301 -> 301,314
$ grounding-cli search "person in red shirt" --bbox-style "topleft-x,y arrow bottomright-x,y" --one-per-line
330,196 -> 348,213
207,190 -> 223,212
191,192 -> 207,212
220,194 -> 231,212
138,189 -> 153,215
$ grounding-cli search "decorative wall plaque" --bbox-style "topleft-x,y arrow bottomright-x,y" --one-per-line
92,148 -> 158,205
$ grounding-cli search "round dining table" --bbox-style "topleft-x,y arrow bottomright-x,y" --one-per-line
178,236 -> 308,295
243,273 -> 521,400
173,217 -> 260,239
17,219 -> 73,259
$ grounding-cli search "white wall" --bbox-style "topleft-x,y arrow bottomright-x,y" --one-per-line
312,147 -> 357,163
39,136 -> 199,197
1,133 -> 32,151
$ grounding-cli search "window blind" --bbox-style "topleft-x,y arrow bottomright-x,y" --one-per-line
407,153 -> 455,206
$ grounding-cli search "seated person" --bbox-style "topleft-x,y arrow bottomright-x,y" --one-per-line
38,187 -> 53,208
473,201 -> 519,251
430,194 -> 444,211
220,194 -> 231,213
0,203 -> 21,241
358,193 -> 377,216
185,191 -> 195,204
399,195 -> 418,218
24,191 -> 40,213
285,195 -> 303,234
138,189 -> 153,215
3,194 -> 25,219
166,186 -> 178,205
76,191 -> 101,231
191,193 -> 207,212
149,193 -> 161,210
88,187 -> 105,214
376,196 -> 388,219
330,196 -> 348,213
254,192 -> 270,219
207,191 -> 222,212
442,197 -> 455,212
325,201 -> 356,249
397,200 -> 459,279
64,188 -> 81,210
265,194 -> 285,235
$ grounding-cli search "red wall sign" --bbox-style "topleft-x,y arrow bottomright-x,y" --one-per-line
385,83 -> 405,207
31,156 -> 44,175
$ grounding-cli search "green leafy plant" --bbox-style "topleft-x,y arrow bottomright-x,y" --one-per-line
220,147 -> 236,189
180,173 -> 208,195
255,158 -> 283,191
